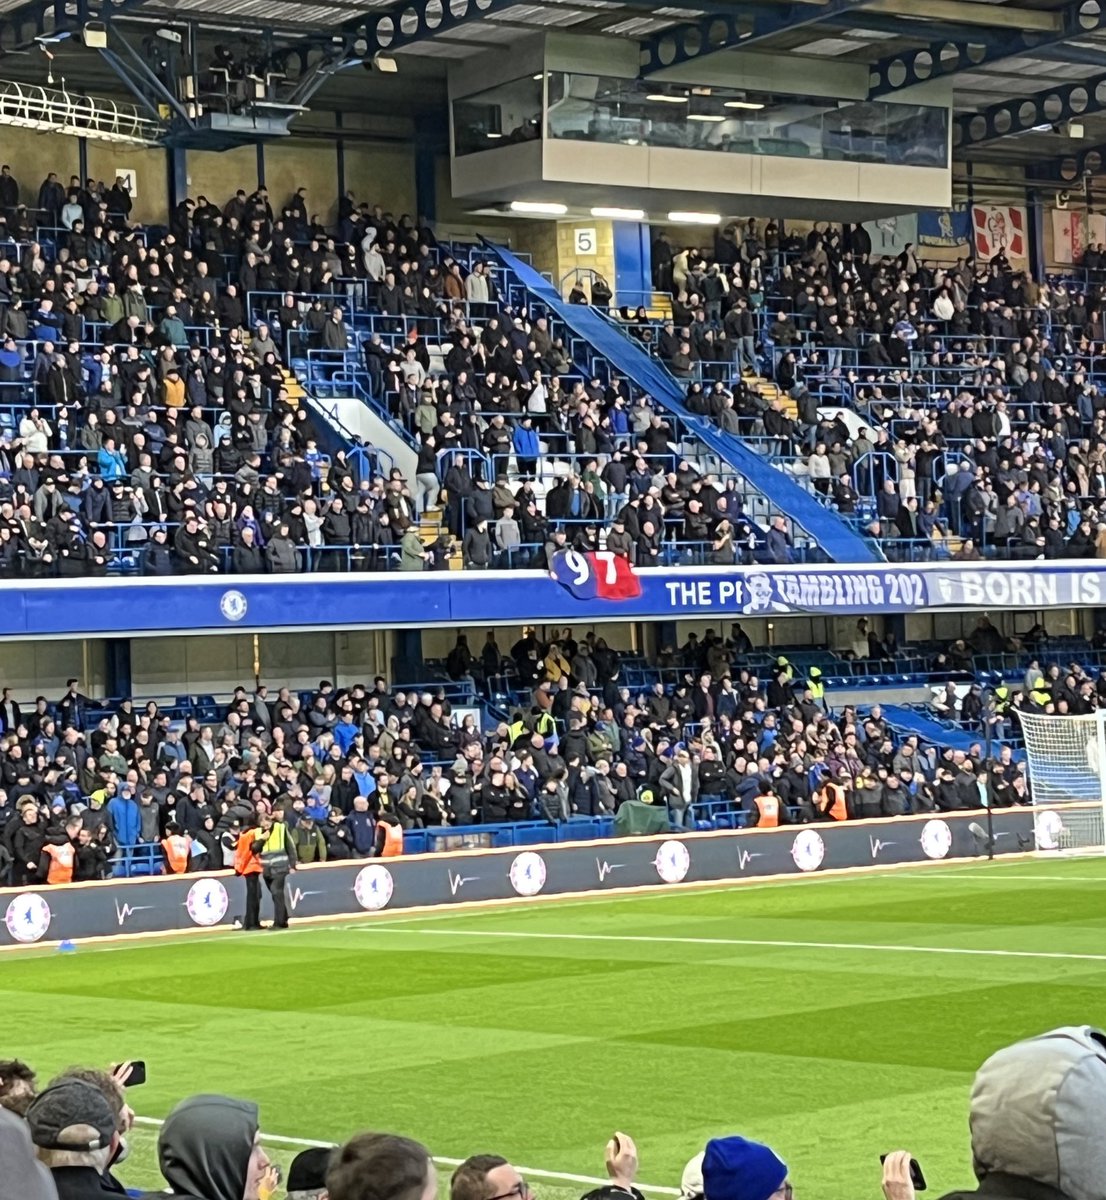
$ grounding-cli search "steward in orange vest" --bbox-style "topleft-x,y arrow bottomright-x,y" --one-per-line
41,838 -> 76,884
815,777 -> 849,821
376,816 -> 404,858
161,822 -> 192,874
235,817 -> 264,931
234,826 -> 264,876
746,791 -> 784,828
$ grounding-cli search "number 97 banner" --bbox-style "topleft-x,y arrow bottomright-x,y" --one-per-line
550,549 -> 642,602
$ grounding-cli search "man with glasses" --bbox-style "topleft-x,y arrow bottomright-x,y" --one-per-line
451,1134 -> 641,1200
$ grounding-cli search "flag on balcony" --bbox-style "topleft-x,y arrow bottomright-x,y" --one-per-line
972,205 -> 1026,261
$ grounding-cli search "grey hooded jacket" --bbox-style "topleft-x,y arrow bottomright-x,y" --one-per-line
0,1107 -> 57,1200
939,1026 -> 1106,1200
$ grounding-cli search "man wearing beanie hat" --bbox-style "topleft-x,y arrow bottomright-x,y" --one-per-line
286,1147 -> 333,1200
703,1136 -> 789,1200
26,1078 -> 119,1200
934,1025 -> 1106,1200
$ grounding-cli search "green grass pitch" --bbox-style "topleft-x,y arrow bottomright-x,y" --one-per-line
6,856 -> 1106,1199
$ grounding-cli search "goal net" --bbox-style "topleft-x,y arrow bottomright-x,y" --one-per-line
1016,710 -> 1106,855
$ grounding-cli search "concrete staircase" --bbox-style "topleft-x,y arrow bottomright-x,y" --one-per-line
280,366 -> 304,407
640,291 -> 673,321
419,502 -> 462,570
743,365 -> 798,420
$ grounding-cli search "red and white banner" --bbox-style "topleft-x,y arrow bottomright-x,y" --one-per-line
973,205 -> 1027,261
1051,208 -> 1106,263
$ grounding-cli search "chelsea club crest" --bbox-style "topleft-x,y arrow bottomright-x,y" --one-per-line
219,590 -> 248,622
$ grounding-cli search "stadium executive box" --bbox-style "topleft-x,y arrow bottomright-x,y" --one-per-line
0,809 -> 1070,949
4,558 -> 1106,638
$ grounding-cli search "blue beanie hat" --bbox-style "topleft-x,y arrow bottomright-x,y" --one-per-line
703,1137 -> 787,1200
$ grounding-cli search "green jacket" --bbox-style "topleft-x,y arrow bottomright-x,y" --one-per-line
291,824 -> 326,864
400,529 -> 426,571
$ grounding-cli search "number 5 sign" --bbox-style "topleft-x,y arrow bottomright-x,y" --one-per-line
574,227 -> 597,256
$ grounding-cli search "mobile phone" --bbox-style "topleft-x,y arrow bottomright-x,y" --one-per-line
880,1155 -> 926,1192
123,1061 -> 147,1088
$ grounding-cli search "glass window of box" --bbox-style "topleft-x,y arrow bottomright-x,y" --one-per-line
540,75 -> 947,168
453,75 -> 543,157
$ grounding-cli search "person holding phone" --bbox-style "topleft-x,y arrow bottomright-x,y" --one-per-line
882,1152 -> 924,1200
451,1133 -> 641,1200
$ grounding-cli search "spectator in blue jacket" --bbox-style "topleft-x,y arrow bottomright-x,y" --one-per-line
512,417 -> 540,480
97,438 -> 127,483
333,712 -> 360,757
32,300 -> 60,343
345,794 -> 376,856
351,756 -> 377,799
107,787 -> 141,871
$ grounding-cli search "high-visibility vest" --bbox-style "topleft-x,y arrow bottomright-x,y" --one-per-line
809,680 -> 825,702
822,783 -> 848,821
533,712 -> 555,737
161,834 -> 191,874
235,829 -> 263,875
380,823 -> 404,858
754,794 -> 780,828
44,842 -> 75,884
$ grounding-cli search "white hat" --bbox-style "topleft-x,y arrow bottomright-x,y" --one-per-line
681,1152 -> 705,1200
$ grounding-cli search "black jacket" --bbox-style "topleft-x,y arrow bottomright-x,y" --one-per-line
938,1177 -> 1074,1200
49,1166 -> 124,1200
143,1095 -> 259,1200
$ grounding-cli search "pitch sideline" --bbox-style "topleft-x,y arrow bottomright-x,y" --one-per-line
131,1116 -> 680,1195
348,925 -> 1106,964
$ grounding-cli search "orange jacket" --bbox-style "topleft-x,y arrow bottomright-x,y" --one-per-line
820,782 -> 848,821
162,376 -> 186,408
162,834 -> 191,874
234,829 -> 263,875
380,823 -> 403,858
753,794 -> 780,828
43,841 -> 75,884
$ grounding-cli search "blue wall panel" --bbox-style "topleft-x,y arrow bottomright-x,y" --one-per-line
4,562 -> 1106,639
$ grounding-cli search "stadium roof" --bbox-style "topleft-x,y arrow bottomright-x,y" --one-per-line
0,0 -> 1101,170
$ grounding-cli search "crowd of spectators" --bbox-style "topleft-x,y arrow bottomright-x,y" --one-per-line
358,284 -> 783,568
643,219 -> 1106,561
1,1024 -> 1099,1200
2,615 -> 1078,885
0,169 -> 481,576
0,165 -> 806,575
18,167 -> 1106,574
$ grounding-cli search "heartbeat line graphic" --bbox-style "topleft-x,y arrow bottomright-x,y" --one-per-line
736,849 -> 763,869
448,871 -> 479,896
115,900 -> 154,925
287,887 -> 323,910
596,859 -> 624,882
869,836 -> 896,857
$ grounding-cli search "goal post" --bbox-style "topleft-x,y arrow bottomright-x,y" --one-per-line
1016,710 -> 1106,855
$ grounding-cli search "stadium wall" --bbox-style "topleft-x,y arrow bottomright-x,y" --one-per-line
0,809 -> 1060,949
3,562 -> 1106,640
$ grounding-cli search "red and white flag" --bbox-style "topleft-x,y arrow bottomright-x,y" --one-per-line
973,205 -> 1026,260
